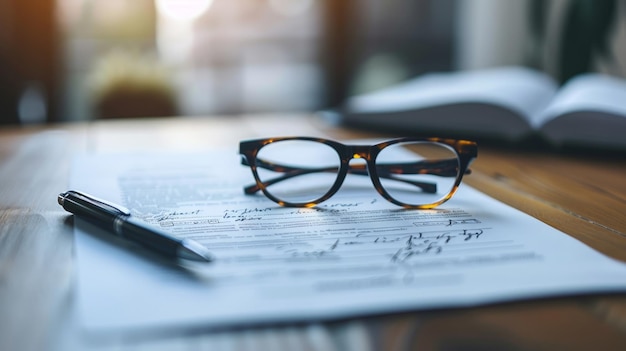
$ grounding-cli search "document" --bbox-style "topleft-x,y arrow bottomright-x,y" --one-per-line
69,149 -> 626,334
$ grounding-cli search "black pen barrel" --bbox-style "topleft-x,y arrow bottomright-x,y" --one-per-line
59,193 -> 117,232
58,190 -> 212,262
59,191 -> 179,256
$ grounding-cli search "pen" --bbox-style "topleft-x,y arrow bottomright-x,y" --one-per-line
58,190 -> 213,263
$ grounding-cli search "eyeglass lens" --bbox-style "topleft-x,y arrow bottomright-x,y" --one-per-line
376,141 -> 459,206
256,140 -> 340,204
254,140 -> 460,206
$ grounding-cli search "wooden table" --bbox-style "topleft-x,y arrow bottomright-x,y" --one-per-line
1,114 -> 625,350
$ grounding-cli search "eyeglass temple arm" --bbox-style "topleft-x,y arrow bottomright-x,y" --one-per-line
379,158 -> 471,177
241,158 -> 462,194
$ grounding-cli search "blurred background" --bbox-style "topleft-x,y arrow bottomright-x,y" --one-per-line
1,0 -> 625,124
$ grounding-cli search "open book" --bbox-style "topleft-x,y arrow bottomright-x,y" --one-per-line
339,66 -> 626,150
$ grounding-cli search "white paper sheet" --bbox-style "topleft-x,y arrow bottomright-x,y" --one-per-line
69,149 -> 626,335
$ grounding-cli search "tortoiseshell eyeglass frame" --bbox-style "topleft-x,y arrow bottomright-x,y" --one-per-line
239,137 -> 477,209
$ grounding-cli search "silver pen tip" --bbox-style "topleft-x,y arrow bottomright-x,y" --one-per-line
178,239 -> 213,263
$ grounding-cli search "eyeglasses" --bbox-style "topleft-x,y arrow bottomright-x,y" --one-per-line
239,137 -> 477,209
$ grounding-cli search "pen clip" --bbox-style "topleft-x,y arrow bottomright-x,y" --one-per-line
66,190 -> 132,216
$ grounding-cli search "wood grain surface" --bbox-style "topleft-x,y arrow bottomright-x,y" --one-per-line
1,114 -> 625,351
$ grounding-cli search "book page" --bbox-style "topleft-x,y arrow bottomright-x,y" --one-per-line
343,67 -> 558,140
68,149 -> 626,336
538,74 -> 626,149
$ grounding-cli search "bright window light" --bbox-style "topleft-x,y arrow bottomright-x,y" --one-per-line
156,0 -> 213,21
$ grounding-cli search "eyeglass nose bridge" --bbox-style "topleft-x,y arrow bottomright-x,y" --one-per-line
341,144 -> 381,186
